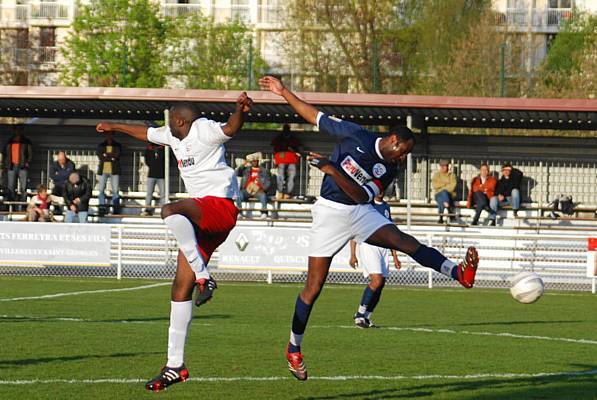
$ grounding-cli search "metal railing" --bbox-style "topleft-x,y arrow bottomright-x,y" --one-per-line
0,2 -> 73,26
160,3 -> 284,25
0,223 -> 593,292
0,47 -> 59,67
495,8 -> 574,32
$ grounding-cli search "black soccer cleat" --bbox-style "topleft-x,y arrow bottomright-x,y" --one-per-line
195,277 -> 217,307
354,313 -> 374,329
145,364 -> 189,392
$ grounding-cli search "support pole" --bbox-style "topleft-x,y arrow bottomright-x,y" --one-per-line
427,234 -> 433,289
406,115 -> 413,230
592,277 -> 596,294
117,226 -> 123,280
164,109 -> 170,203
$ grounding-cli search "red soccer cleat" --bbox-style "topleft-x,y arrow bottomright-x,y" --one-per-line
457,246 -> 479,289
286,345 -> 308,381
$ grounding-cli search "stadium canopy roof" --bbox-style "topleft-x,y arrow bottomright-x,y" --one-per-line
0,86 -> 596,131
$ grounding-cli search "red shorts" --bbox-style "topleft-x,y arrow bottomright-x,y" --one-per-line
191,196 -> 239,262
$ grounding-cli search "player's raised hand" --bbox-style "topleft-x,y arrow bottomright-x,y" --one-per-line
307,152 -> 331,170
258,76 -> 285,96
96,122 -> 114,134
236,92 -> 253,113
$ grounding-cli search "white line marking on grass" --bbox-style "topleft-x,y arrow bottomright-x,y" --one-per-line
0,282 -> 170,302
312,325 -> 597,345
1,369 -> 596,385
0,314 -> 212,326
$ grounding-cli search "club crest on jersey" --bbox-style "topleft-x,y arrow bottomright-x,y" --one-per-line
178,157 -> 195,168
341,155 -> 372,185
372,163 -> 386,178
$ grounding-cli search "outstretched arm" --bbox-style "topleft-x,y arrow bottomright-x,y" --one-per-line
259,76 -> 319,125
308,152 -> 370,204
222,92 -> 253,137
96,123 -> 149,142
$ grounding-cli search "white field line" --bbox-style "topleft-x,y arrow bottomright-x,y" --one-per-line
312,325 -> 597,345
0,314 -> 211,326
0,282 -> 170,302
1,369 -> 596,385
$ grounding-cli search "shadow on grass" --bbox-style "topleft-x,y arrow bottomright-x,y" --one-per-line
296,367 -> 597,400
0,351 -> 161,368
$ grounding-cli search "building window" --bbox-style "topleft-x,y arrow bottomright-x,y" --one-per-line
16,29 -> 29,49
40,28 -> 56,47
549,0 -> 572,8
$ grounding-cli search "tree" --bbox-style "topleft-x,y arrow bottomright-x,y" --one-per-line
60,0 -> 168,87
533,12 -> 597,98
166,15 -> 267,90
415,11 -> 527,97
282,0 -> 491,94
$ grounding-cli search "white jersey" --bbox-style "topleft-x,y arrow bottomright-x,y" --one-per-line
147,118 -> 238,199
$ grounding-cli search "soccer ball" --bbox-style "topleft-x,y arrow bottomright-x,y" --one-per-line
509,271 -> 544,304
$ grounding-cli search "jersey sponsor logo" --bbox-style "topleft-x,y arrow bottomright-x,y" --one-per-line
177,157 -> 195,169
372,163 -> 386,178
341,155 -> 372,185
356,147 -> 365,153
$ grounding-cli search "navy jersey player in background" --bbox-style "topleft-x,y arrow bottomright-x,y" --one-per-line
349,190 -> 401,329
259,76 -> 479,381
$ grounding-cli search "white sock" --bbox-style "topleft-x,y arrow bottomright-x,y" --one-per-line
167,300 -> 193,368
440,259 -> 457,277
163,214 -> 210,281
358,305 -> 367,315
289,331 -> 303,347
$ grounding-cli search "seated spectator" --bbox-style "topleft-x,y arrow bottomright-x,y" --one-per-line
26,184 -> 50,222
491,163 -> 523,218
467,163 -> 497,226
64,171 -> 91,223
271,124 -> 301,199
235,153 -> 271,218
142,143 -> 166,216
49,150 -> 76,215
431,159 -> 456,224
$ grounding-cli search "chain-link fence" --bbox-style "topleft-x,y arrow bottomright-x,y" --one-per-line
0,222 -> 594,292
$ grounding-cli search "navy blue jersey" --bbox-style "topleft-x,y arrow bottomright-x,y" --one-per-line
373,200 -> 392,221
318,113 -> 397,205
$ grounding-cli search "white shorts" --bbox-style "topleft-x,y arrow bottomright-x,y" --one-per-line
357,242 -> 390,278
309,198 -> 393,257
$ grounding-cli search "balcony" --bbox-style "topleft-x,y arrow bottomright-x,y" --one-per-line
494,8 -> 574,33
0,47 -> 59,69
161,3 -> 284,26
0,2 -> 74,27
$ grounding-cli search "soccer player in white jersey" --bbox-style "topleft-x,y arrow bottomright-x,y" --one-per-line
259,76 -> 478,381
349,191 -> 400,329
96,92 -> 252,392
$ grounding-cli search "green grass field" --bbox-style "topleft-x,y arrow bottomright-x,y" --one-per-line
0,276 -> 595,400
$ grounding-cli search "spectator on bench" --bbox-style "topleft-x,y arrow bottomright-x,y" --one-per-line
97,133 -> 121,215
236,153 -> 271,219
26,184 -> 50,222
49,150 -> 75,215
64,171 -> 91,223
142,143 -> 166,216
467,163 -> 497,226
431,159 -> 457,224
271,124 -> 301,199
491,163 -> 523,218
4,125 -> 32,203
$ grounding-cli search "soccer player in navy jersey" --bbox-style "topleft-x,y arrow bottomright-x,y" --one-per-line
259,76 -> 479,381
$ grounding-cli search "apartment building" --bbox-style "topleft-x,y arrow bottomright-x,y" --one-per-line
0,0 -> 593,87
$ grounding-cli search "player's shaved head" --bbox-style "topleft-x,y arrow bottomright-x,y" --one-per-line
389,125 -> 415,145
170,102 -> 200,123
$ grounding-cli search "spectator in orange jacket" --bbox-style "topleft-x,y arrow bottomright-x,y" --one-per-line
467,163 -> 497,226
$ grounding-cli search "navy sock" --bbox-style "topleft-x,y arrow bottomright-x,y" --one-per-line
289,295 -> 312,353
366,282 -> 386,314
411,245 -> 447,273
359,286 -> 375,312
450,265 -> 460,280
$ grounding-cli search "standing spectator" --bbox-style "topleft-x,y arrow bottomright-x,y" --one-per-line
467,163 -> 497,226
431,159 -> 457,224
491,163 -> 523,218
97,134 -> 121,215
4,125 -> 32,202
142,143 -> 166,216
271,124 -> 301,199
26,184 -> 50,222
64,171 -> 91,223
236,154 -> 271,218
49,150 -> 75,215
